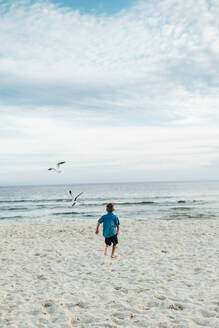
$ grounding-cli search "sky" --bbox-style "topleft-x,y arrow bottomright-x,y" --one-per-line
0,0 -> 219,185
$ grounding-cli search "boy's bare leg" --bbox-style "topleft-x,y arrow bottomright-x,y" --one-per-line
104,245 -> 109,256
111,245 -> 117,258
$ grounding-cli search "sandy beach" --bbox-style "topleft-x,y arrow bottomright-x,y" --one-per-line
0,218 -> 218,328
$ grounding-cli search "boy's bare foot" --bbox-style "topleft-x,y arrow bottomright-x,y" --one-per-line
111,245 -> 117,258
111,255 -> 117,258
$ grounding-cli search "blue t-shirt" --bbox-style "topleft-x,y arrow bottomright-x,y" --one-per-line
98,212 -> 120,238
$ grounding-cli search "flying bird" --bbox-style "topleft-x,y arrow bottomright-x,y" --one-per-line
69,190 -> 84,206
48,161 -> 66,173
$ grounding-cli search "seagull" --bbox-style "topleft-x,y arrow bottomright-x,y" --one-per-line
48,161 -> 66,173
69,190 -> 84,206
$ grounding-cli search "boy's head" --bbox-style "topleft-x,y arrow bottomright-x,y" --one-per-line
106,203 -> 114,212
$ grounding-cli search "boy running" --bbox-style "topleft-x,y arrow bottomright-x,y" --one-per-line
95,203 -> 120,258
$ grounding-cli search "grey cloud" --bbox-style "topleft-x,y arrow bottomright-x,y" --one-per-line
0,0 -> 218,119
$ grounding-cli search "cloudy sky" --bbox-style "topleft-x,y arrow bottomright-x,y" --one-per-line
0,0 -> 219,185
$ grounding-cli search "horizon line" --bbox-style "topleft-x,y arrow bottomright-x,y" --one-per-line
1,178 -> 219,188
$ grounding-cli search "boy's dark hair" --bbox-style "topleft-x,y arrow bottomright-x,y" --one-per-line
106,203 -> 114,212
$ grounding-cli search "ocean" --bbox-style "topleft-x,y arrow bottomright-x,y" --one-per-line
0,181 -> 219,221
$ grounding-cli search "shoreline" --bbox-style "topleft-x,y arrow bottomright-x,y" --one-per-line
0,218 -> 218,327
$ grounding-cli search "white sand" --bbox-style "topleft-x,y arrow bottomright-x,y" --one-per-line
0,218 -> 218,328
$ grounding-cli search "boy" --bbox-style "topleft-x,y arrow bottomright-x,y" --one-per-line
95,203 -> 120,258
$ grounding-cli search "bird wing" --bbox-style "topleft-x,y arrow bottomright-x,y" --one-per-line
56,161 -> 66,169
48,168 -> 55,171
74,192 -> 83,201
69,190 -> 73,198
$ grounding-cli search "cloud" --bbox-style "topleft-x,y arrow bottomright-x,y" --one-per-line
1,110 -> 219,184
0,0 -> 219,183
0,0 -> 218,119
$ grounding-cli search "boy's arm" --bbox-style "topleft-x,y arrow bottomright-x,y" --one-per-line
115,216 -> 120,234
95,222 -> 100,234
96,216 -> 104,234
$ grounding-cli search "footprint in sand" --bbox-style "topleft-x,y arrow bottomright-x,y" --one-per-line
200,309 -> 216,318
138,305 -> 150,311
113,312 -> 125,320
37,274 -> 47,280
192,318 -> 210,326
214,306 -> 219,313
74,301 -> 88,309
114,287 -> 128,294
103,324 -> 117,328
147,301 -> 160,308
42,301 -> 55,314
70,316 -> 80,326
154,295 -> 166,301
168,303 -> 183,311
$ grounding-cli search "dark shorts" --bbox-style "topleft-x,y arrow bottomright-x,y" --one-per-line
105,234 -> 118,246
